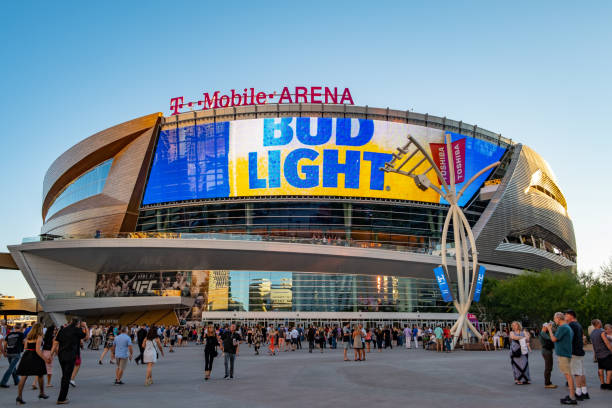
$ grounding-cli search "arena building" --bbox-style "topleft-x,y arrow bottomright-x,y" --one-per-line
4,101 -> 576,327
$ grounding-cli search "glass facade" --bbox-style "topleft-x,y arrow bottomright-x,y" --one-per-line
136,200 -> 483,251
47,159 -> 113,219
94,270 -> 454,320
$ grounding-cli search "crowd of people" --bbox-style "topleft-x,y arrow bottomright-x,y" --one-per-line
501,310 -> 612,405
1,314 -> 611,405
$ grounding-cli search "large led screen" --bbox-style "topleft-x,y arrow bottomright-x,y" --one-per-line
143,118 -> 506,206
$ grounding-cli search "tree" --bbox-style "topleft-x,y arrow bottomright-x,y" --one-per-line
474,257 -> 612,329
473,270 -> 585,328
576,257 -> 612,327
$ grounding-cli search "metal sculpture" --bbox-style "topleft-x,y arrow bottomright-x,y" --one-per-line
382,133 -> 500,345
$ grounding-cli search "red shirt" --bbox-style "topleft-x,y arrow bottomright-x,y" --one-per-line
443,328 -> 451,339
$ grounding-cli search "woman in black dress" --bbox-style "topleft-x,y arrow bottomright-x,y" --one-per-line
203,325 -> 219,381
16,323 -> 50,404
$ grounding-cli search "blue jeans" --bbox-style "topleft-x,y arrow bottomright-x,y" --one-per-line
224,352 -> 235,377
1,354 -> 21,386
444,338 -> 452,351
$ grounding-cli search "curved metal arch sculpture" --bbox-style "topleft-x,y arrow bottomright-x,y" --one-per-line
382,133 -> 500,345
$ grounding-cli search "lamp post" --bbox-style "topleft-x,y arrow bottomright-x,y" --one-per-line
381,132 -> 499,346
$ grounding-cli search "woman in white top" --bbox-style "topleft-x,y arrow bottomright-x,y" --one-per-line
142,326 -> 165,386
493,329 -> 501,350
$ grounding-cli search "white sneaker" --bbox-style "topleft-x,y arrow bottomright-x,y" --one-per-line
69,380 -> 76,387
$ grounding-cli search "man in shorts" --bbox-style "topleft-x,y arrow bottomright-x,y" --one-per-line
342,323 -> 351,361
589,319 -> 612,389
111,326 -> 133,385
545,312 -> 576,405
434,325 -> 444,352
565,310 -> 589,400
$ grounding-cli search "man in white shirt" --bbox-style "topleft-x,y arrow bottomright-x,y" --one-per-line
290,327 -> 299,351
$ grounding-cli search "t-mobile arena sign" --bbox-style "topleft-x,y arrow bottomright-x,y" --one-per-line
170,86 -> 355,116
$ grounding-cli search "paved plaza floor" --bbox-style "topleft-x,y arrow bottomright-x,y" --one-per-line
0,343 -> 610,407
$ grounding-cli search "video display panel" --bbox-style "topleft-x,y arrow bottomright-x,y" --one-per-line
143,118 -> 505,206
95,271 -> 192,297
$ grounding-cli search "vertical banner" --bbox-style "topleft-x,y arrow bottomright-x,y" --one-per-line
451,138 -> 465,183
473,265 -> 486,302
433,266 -> 453,302
429,136 -> 466,184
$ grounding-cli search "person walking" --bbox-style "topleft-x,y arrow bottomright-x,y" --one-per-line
135,325 -> 148,365
539,322 -> 557,388
267,326 -> 276,356
15,323 -> 50,404
434,325 -> 444,352
290,326 -> 299,351
98,326 -> 115,365
277,326 -> 285,352
443,325 -> 452,352
253,325 -> 262,355
52,318 -> 88,405
342,323 -> 351,361
142,326 -> 164,386
589,319 -> 612,389
307,325 -> 316,353
565,310 -> 589,400
509,321 -> 530,385
41,325 -> 56,389
92,326 -> 102,350
203,325 -> 219,381
111,326 -> 133,385
296,325 -> 303,350
384,326 -> 392,349
403,325 -> 412,349
365,328 -> 372,353
353,326 -> 364,361
317,328 -> 326,353
221,324 -> 241,379
376,328 -> 383,351
0,323 -> 24,389
544,312 -> 577,405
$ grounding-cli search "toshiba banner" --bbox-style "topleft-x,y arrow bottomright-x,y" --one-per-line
429,138 -> 466,185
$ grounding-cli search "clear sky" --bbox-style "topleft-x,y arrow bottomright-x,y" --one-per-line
1,1 -> 611,298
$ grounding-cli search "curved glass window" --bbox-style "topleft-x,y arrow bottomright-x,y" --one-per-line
46,159 -> 113,220
136,200 -> 484,252
93,270 -> 455,315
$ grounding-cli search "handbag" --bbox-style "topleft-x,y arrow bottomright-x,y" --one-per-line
212,349 -> 218,358
519,338 -> 529,355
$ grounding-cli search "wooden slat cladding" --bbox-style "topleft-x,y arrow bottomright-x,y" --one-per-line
119,124 -> 160,232
42,213 -> 127,237
41,114 -> 161,237
0,252 -> 19,269
42,113 -> 162,219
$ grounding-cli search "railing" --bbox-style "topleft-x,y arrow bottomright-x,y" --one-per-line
46,291 -> 95,299
22,230 -> 457,256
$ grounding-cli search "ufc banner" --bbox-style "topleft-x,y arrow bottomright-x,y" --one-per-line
95,271 -> 191,297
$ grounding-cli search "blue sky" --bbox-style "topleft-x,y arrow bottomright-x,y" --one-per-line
1,1 -> 611,298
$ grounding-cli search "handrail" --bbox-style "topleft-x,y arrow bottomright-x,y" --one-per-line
23,230 -> 458,256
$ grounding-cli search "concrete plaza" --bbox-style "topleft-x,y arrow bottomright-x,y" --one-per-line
0,343 -> 609,408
